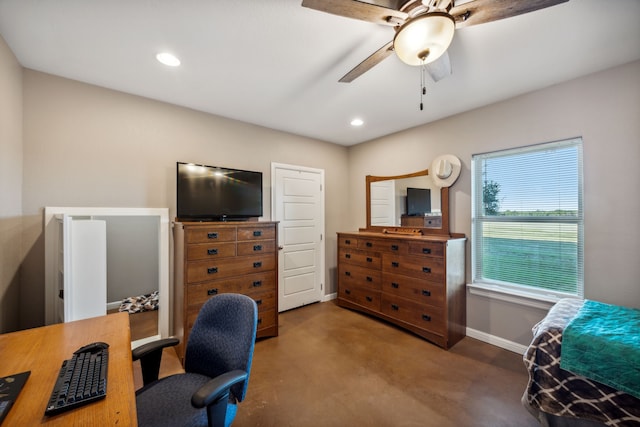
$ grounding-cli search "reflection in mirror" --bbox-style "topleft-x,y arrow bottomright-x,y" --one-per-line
43,207 -> 170,346
365,170 -> 450,235
370,175 -> 440,227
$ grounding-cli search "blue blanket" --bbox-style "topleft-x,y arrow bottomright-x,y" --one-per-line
560,300 -> 640,399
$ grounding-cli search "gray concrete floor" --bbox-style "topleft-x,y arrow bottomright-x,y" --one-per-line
234,300 -> 538,427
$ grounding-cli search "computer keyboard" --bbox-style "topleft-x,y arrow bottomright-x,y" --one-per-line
44,341 -> 109,416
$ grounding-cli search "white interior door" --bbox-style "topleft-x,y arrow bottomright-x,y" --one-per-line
63,216 -> 107,321
272,163 -> 324,312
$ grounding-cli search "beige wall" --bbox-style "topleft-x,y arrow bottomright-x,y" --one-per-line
0,36 -> 23,333
348,60 -> 640,345
20,70 -> 349,329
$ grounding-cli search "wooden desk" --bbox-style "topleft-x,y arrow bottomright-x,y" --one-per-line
0,313 -> 137,426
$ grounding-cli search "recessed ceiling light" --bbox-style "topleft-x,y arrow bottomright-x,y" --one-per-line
350,118 -> 364,127
156,52 -> 180,67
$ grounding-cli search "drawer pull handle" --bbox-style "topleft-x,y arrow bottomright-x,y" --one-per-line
253,280 -> 262,287
345,289 -> 351,295
207,288 -> 218,296
422,314 -> 432,322
207,267 -> 218,274
366,296 -> 373,302
253,230 -> 262,237
422,289 -> 431,297
345,239 -> 351,244
366,257 -> 372,263
366,242 -> 373,247
253,245 -> 263,251
345,253 -> 351,259
422,248 -> 431,254
366,276 -> 373,282
391,304 -> 399,311
207,232 -> 218,239
258,318 -> 262,325
345,271 -> 351,276
391,261 -> 399,268
391,282 -> 399,289
422,267 -> 431,273
391,245 -> 399,251
253,261 -> 262,268
207,248 -> 218,255
255,299 -> 262,305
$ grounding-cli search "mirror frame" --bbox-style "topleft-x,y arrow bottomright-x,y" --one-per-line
363,169 -> 451,236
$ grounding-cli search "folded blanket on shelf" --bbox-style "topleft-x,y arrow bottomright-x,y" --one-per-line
560,299 -> 640,399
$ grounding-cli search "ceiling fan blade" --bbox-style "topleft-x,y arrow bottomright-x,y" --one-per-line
450,0 -> 569,28
425,51 -> 451,82
339,41 -> 394,83
302,0 -> 407,26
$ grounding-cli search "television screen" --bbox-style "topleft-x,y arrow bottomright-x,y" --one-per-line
177,162 -> 263,220
406,187 -> 431,216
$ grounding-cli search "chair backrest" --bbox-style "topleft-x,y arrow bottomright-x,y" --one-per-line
184,293 -> 258,402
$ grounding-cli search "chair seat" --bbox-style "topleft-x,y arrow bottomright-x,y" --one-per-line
136,373 -> 237,427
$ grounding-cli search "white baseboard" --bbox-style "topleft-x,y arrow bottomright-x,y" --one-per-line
466,327 -> 528,355
322,292 -> 337,302
107,301 -> 121,311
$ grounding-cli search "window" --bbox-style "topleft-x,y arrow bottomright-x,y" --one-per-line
471,138 -> 584,299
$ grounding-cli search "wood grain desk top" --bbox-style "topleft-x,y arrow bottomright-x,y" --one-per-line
0,312 -> 137,426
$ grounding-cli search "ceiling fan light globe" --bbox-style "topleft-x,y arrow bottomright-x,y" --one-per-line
393,12 -> 455,66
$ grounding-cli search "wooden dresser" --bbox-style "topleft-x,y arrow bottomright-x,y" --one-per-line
173,221 -> 278,360
337,231 -> 466,349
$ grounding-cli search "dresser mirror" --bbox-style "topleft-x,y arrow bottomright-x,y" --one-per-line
364,169 -> 450,235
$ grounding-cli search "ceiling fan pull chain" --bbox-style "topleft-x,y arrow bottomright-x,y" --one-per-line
420,60 -> 426,111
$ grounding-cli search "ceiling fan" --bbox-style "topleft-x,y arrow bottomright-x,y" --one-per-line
302,0 -> 569,83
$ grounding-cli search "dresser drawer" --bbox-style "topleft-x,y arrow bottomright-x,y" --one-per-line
257,308 -> 277,330
339,285 -> 381,311
382,253 -> 444,282
356,238 -> 389,253
187,296 -> 276,334
187,255 -> 276,284
338,264 -> 381,291
383,240 -> 410,255
408,241 -> 445,258
338,247 -> 381,269
253,289 -> 276,313
338,235 -> 358,248
381,294 -> 445,336
186,242 -> 236,260
186,272 -> 275,307
382,272 -> 445,308
237,225 -> 276,241
237,240 -> 276,256
186,227 -> 237,243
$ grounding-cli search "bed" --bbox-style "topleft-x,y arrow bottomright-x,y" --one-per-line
522,298 -> 640,427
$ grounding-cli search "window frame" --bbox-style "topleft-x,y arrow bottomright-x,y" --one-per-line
471,138 -> 584,301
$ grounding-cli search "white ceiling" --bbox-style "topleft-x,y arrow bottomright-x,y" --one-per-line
1,0 -> 639,146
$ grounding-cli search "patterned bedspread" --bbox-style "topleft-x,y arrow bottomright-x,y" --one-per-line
523,298 -> 640,427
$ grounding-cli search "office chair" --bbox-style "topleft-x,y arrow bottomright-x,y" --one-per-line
133,293 -> 258,427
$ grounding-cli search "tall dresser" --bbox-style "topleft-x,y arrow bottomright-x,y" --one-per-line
337,231 -> 466,349
173,221 -> 278,361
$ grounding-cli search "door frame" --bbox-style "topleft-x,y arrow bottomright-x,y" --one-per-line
270,163 -> 326,309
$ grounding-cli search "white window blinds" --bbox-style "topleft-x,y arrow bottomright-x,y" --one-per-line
471,138 -> 584,298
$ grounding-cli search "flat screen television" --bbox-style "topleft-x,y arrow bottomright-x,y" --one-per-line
406,187 -> 431,216
177,162 -> 263,221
